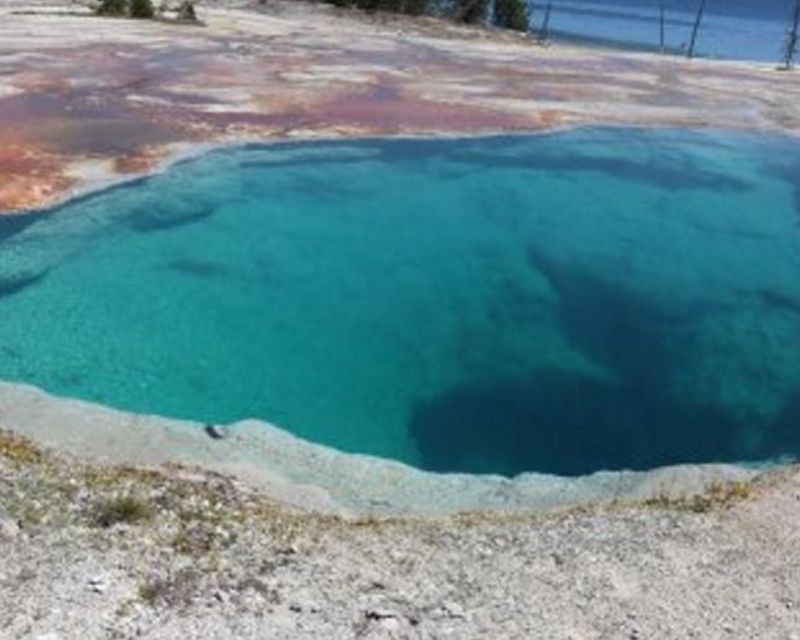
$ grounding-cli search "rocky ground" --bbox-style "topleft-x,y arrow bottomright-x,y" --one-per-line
2,429 -> 800,639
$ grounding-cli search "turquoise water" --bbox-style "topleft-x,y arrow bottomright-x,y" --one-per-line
1,129 -> 799,476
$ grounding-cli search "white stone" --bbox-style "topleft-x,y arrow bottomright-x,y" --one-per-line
0,514 -> 19,540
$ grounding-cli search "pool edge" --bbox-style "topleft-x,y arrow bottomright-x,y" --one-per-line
0,380 -> 761,518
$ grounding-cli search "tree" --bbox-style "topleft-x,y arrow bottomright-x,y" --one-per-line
493,0 -> 528,32
96,0 -> 127,16
452,0 -> 489,25
129,0 -> 155,18
402,0 -> 430,17
176,1 -> 198,22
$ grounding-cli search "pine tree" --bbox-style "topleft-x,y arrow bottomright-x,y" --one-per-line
452,0 -> 489,25
96,0 -> 127,16
493,0 -> 529,32
129,0 -> 155,19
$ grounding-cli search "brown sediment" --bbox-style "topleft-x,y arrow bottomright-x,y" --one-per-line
0,133 -> 75,211
0,2 -> 798,214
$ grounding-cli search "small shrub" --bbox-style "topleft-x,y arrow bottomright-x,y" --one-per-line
0,432 -> 43,465
452,0 -> 488,25
172,523 -> 217,555
327,0 -> 431,16
138,581 -> 163,605
401,0 -> 430,16
96,0 -> 127,16
643,479 -> 754,513
176,1 -> 198,22
95,495 -> 153,527
138,568 -> 201,607
493,0 -> 529,32
129,0 -> 155,18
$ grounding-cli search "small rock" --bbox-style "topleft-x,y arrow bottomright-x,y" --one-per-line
204,425 -> 227,440
0,514 -> 19,541
365,608 -> 399,621
88,575 -> 107,594
431,601 -> 466,620
376,617 -> 401,633
442,602 -> 466,619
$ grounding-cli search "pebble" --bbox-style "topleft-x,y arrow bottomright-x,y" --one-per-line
204,425 -> 227,440
442,602 -> 466,619
0,514 -> 19,540
432,601 -> 466,619
88,575 -> 107,594
366,608 -> 399,621
375,617 -> 401,633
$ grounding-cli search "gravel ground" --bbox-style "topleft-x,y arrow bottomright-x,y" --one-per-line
2,431 -> 800,639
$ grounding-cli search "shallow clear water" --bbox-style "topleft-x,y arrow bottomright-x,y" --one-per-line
1,129 -> 800,476
532,0 -> 795,62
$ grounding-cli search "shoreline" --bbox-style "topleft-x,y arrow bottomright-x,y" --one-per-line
0,380 -> 761,517
8,121 -> 800,219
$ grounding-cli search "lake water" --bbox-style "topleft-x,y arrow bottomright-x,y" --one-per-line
1,129 -> 799,476
532,0 -> 797,62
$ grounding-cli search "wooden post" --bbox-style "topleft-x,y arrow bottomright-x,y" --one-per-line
527,2 -> 533,36
782,0 -> 800,69
687,0 -> 705,59
537,1 -> 552,44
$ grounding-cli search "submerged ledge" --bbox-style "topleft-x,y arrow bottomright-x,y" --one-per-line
0,381 -> 758,517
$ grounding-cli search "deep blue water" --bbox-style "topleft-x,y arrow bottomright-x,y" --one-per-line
1,129 -> 799,476
530,0 -> 797,61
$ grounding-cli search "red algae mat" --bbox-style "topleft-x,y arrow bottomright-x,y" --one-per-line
1,2 -> 798,212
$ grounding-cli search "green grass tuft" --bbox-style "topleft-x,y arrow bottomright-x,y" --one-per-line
95,495 -> 153,527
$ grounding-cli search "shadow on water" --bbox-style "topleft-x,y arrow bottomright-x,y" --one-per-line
237,136 -> 751,194
127,204 -> 216,232
758,288 -> 800,314
0,212 -> 49,242
768,159 -> 800,223
165,258 -> 230,279
446,149 -> 752,193
411,242 -> 798,477
0,271 -> 48,301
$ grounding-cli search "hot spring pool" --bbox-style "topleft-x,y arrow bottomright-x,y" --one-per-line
1,129 -> 799,476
